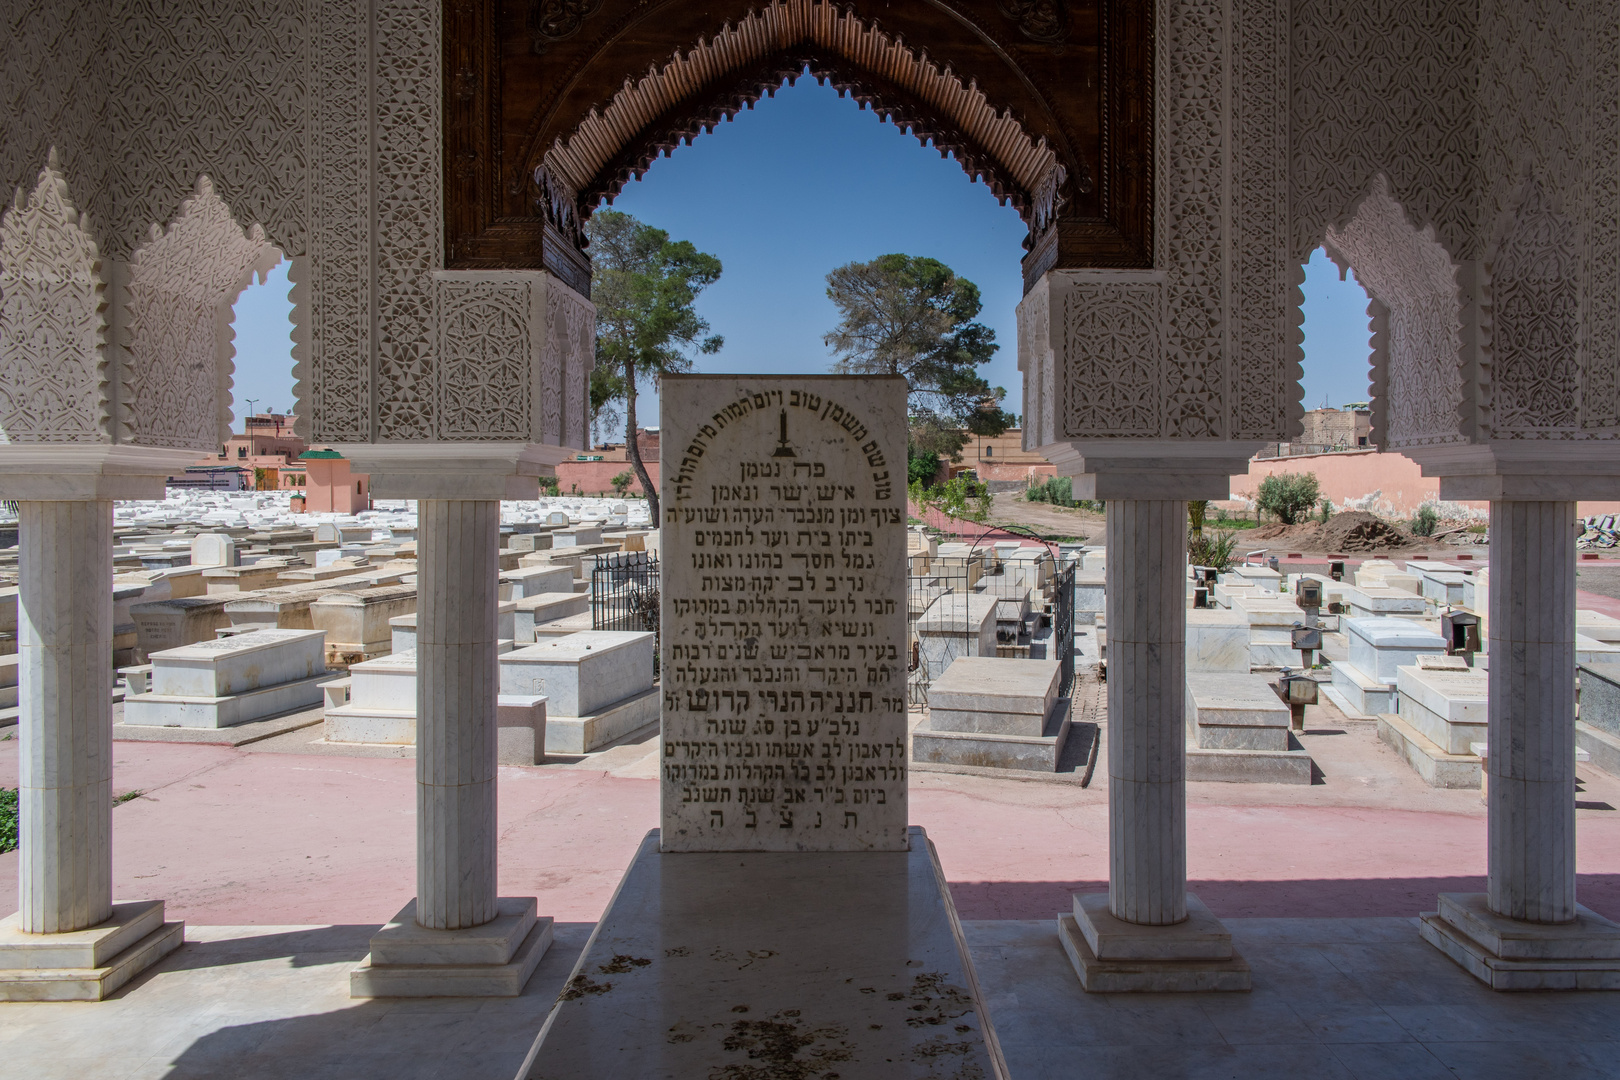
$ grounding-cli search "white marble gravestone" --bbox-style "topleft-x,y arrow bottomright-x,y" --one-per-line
190,533 -> 237,568
528,375 -> 998,1077
660,375 -> 910,851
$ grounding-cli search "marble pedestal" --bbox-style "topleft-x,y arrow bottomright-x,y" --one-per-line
1060,893 -> 1251,992
0,901 -> 184,1001
1419,893 -> 1620,990
521,828 -> 1006,1079
351,898 -> 552,998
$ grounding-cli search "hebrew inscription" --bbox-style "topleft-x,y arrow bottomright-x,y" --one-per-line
660,375 -> 909,853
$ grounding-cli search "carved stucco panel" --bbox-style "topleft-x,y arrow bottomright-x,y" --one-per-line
1325,177 -> 1466,450
372,0 -> 442,440
1057,273 -> 1165,439
1478,0 -> 1618,436
0,155 -> 108,443
1487,176 -> 1582,438
434,273 -> 536,441
1015,277 -> 1053,450
307,0 -> 370,443
1161,0 -> 1225,439
434,270 -> 594,448
105,0 -> 308,261
1290,0 -> 1479,263
122,176 -> 282,452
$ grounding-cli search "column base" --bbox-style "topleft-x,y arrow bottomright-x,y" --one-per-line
1059,893 -> 1251,992
0,900 -> 184,1001
1419,892 -> 1620,990
350,897 -> 552,998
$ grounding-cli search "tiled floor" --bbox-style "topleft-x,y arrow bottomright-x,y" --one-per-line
8,917 -> 1620,1078
973,917 -> 1620,1080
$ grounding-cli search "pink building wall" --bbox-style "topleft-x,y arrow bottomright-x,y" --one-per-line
1224,450 -> 1620,520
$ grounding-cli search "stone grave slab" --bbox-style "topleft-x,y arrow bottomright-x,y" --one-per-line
521,829 -> 1002,1077
512,592 -> 590,642
1186,609 -> 1250,673
123,629 -> 329,729
913,656 -> 1069,771
1396,663 -> 1488,759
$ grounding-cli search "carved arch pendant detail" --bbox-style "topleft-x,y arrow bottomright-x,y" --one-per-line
0,150 -> 109,444
124,175 -> 282,453
1324,176 -> 1468,450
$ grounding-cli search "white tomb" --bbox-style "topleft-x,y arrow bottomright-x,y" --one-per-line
1186,609 -> 1251,673
498,631 -> 655,752
912,656 -> 1070,771
1229,594 -> 1310,668
323,648 -> 548,765
915,592 -> 999,678
501,564 -> 573,600
1184,673 -> 1312,784
1379,661 -> 1489,789
512,592 -> 590,642
1342,583 -> 1428,619
1325,616 -> 1447,718
190,533 -> 238,568
123,629 -> 329,729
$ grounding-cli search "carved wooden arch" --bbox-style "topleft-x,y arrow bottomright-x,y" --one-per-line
444,0 -> 1154,295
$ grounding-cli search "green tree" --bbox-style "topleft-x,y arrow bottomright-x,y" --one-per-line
907,443 -> 942,487
610,471 -> 634,496
588,210 -> 723,522
1255,472 -> 1321,525
1412,503 -> 1439,537
822,254 -> 1014,463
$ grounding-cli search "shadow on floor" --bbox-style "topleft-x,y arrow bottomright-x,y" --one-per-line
101,922 -> 596,1080
949,874 -> 1620,921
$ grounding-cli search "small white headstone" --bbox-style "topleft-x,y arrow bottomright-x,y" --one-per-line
547,511 -> 570,526
314,522 -> 342,544
190,533 -> 237,568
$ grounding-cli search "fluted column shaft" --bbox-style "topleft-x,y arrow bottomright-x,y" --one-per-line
1106,500 -> 1188,925
416,499 -> 499,930
1488,500 -> 1577,924
18,500 -> 113,934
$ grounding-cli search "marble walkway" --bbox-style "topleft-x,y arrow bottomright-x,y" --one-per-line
6,916 -> 1620,1079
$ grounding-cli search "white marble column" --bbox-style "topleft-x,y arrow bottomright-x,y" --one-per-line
415,499 -> 500,931
1106,499 -> 1188,925
17,500 -> 114,934
1487,500 -> 1577,924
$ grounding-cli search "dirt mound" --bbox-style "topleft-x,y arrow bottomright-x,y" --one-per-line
1240,511 -> 1411,553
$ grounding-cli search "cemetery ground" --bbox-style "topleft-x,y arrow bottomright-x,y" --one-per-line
9,689 -> 1620,1078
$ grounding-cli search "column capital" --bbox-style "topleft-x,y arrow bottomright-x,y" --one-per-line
326,442 -> 573,500
0,444 -> 197,500
1039,439 -> 1262,501
1404,443 -> 1620,501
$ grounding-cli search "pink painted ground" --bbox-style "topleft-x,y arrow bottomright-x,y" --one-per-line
5,727 -> 1620,927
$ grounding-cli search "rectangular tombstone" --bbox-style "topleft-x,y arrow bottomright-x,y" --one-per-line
148,629 -> 327,697
191,533 -> 238,568
498,631 -> 652,716
660,374 -> 908,852
1345,616 -> 1448,681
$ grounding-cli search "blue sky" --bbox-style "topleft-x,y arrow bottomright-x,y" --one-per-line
229,78 -> 1375,432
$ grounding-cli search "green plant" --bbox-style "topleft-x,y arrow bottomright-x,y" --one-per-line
1255,472 -> 1322,525
1188,500 -> 1208,536
539,475 -> 560,496
0,787 -> 16,854
1187,530 -> 1239,573
907,444 -> 942,487
610,471 -> 634,496
1412,504 -> 1439,537
1026,476 -> 1075,507
1318,498 -> 1333,524
909,475 -> 993,523
113,790 -> 143,806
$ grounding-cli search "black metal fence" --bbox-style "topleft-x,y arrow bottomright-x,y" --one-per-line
1052,560 -> 1076,697
590,552 -> 660,641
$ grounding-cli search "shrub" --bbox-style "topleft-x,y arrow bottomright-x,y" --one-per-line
1412,504 -> 1439,537
1027,476 -> 1074,506
1318,498 -> 1333,524
1188,530 -> 1239,574
911,475 -> 993,523
539,475 -> 560,496
908,445 -> 942,487
0,788 -> 16,854
1256,472 -> 1321,525
610,471 -> 634,496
